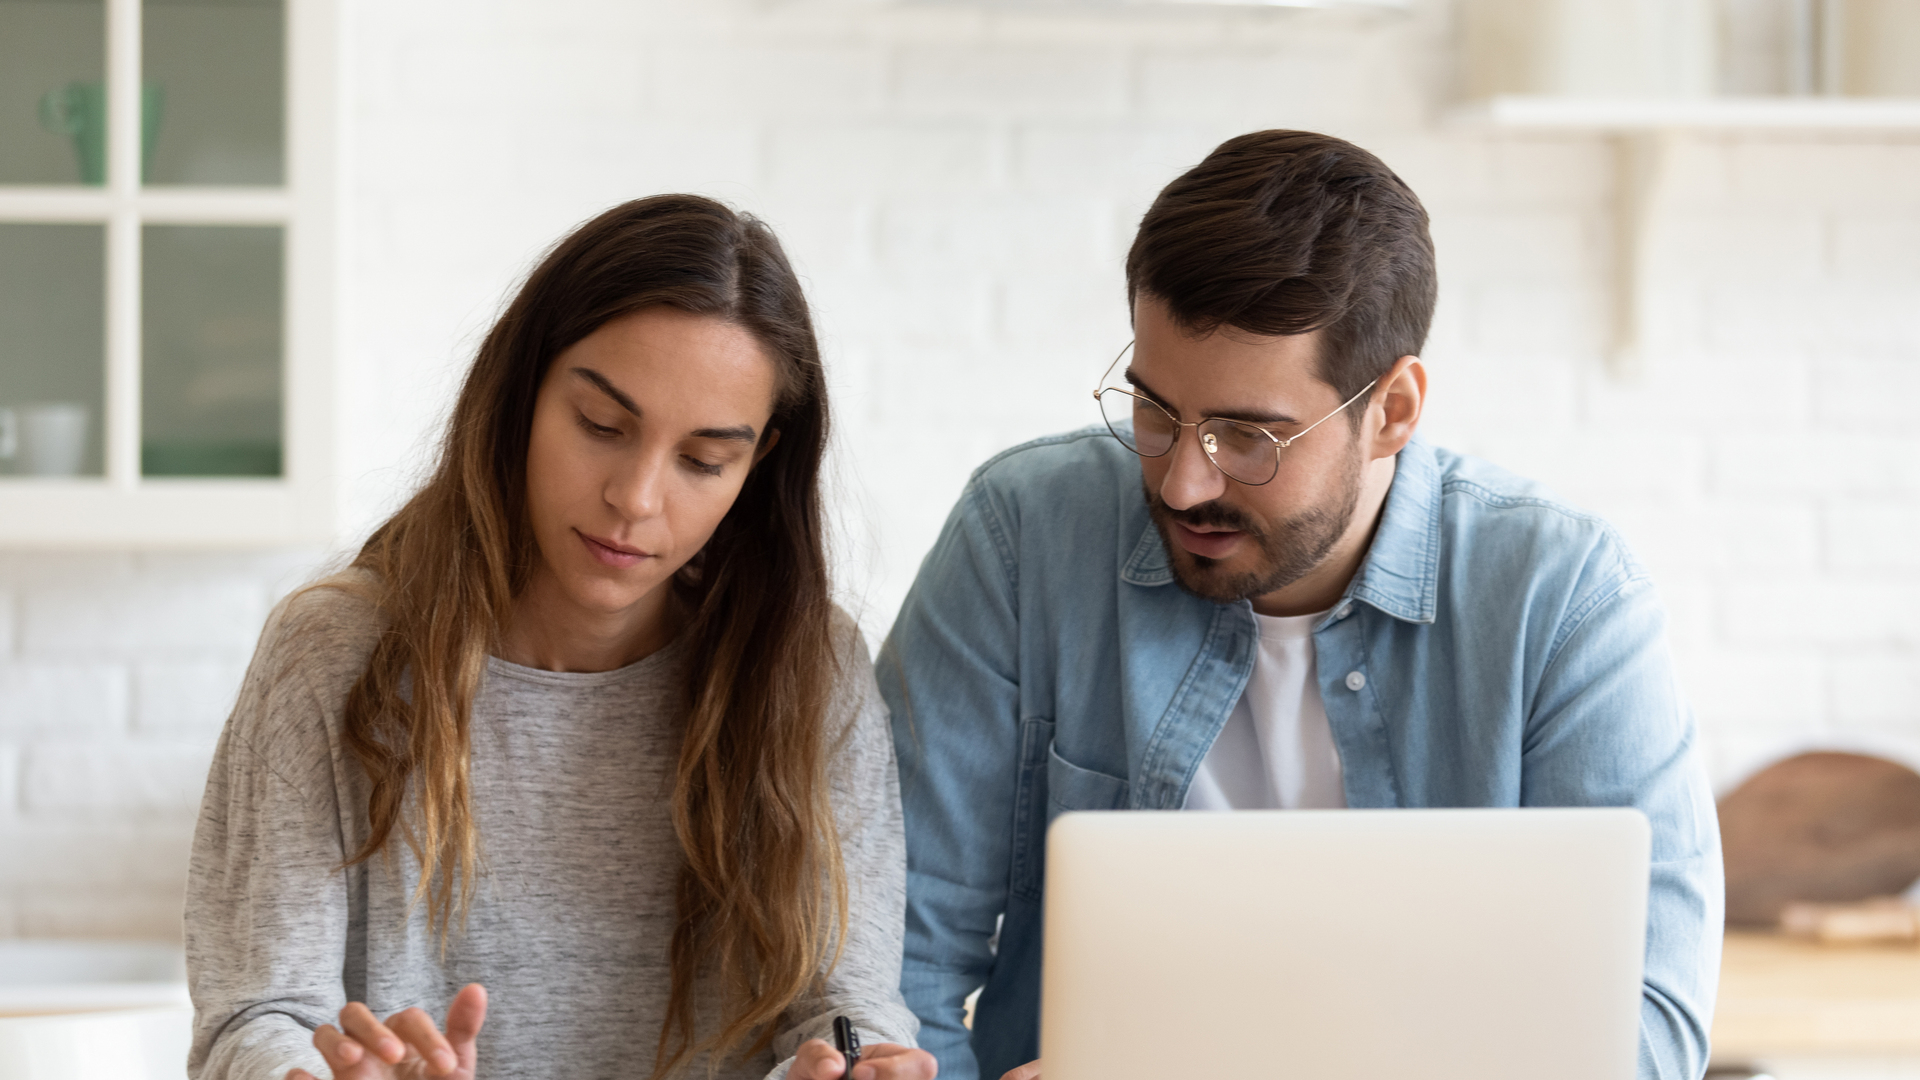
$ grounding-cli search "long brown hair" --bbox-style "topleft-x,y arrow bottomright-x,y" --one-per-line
332,194 -> 844,1076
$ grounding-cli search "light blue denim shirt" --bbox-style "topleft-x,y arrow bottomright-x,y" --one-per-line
878,429 -> 1722,1080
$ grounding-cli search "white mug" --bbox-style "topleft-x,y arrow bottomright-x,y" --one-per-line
0,402 -> 91,477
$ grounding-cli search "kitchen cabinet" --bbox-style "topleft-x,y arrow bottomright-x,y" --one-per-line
0,0 -> 336,547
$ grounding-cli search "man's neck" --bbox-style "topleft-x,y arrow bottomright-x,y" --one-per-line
1251,453 -> 1398,618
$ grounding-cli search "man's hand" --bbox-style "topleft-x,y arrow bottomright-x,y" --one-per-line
285,983 -> 487,1080
790,1038 -> 938,1080
1000,1060 -> 1041,1080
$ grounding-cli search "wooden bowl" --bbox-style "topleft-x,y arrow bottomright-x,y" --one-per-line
1719,752 -> 1920,927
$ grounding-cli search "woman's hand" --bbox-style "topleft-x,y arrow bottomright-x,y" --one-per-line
999,1060 -> 1041,1080
285,983 -> 488,1080
790,1038 -> 938,1080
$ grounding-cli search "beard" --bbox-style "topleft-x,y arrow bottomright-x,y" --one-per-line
1144,448 -> 1366,606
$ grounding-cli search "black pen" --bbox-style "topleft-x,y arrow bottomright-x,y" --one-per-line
832,1015 -> 861,1080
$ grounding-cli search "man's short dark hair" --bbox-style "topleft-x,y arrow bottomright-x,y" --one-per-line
1125,130 -> 1437,414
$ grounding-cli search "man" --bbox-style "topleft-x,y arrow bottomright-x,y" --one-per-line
877,130 -> 1721,1080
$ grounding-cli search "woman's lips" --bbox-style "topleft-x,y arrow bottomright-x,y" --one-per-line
1173,521 -> 1244,560
576,529 -> 652,569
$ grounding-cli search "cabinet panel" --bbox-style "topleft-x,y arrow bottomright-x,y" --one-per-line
140,223 -> 282,477
0,222 -> 106,477
0,0 -> 109,185
143,0 -> 285,186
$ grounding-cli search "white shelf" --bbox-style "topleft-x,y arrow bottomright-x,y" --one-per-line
0,481 -> 331,549
892,0 -> 1410,10
1454,94 -> 1920,132
1446,93 -> 1920,382
0,187 -> 293,224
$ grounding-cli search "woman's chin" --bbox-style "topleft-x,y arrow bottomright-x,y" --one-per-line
558,566 -> 672,617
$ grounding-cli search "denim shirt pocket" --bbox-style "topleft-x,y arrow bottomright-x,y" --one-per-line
1010,721 -> 1133,900
1039,742 -> 1131,887
1045,743 -> 1131,817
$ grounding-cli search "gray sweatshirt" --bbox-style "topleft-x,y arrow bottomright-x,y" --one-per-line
186,575 -> 919,1080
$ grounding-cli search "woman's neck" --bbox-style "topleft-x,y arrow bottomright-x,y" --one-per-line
495,567 -> 684,674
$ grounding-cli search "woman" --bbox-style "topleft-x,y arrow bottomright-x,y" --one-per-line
185,196 -> 936,1080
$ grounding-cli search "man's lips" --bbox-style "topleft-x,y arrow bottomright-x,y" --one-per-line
1172,520 -> 1245,560
576,529 -> 652,569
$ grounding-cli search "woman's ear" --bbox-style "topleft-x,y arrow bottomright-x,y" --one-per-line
752,427 -> 782,467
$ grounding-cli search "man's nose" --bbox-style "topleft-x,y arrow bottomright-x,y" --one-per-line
1158,426 -> 1226,511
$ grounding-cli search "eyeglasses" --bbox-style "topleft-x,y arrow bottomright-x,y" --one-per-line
1092,341 -> 1377,487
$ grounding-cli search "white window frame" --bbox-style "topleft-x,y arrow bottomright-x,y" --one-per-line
0,0 -> 335,547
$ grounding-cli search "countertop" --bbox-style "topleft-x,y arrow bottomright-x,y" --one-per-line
1712,929 -> 1920,1057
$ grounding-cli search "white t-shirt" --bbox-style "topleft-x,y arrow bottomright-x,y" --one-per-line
1184,607 -> 1347,811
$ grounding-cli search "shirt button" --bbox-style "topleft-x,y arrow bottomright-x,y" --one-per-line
1335,603 -> 1353,620
1345,671 -> 1367,692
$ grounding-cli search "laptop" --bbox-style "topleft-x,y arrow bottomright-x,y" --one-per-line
1040,808 -> 1649,1080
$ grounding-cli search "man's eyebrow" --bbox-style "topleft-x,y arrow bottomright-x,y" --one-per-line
571,367 -> 641,417
1124,367 -> 1299,426
1123,367 -> 1174,410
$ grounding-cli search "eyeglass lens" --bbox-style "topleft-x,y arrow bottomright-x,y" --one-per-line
1097,388 -> 1280,486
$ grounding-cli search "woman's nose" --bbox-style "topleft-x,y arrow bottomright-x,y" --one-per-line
605,450 -> 668,520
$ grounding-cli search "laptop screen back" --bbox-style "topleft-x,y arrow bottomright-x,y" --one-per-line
1040,809 -> 1649,1080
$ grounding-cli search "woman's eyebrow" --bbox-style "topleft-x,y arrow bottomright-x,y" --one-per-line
571,367 -> 641,416
571,367 -> 757,441
692,425 -> 758,443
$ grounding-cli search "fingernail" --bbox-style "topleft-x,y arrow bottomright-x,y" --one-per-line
382,1038 -> 405,1061
435,1050 -> 456,1072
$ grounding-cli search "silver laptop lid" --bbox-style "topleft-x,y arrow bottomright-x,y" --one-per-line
1040,809 -> 1649,1080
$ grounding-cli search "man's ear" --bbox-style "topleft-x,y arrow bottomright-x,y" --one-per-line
752,427 -> 782,467
1368,355 -> 1425,462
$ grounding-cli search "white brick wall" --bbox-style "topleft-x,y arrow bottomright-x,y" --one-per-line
3,0 -> 1917,948
0,552 -> 319,938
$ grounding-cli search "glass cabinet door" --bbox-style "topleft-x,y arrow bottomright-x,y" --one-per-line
0,223 -> 106,476
141,224 -> 283,476
0,0 -> 325,544
0,0 -> 290,487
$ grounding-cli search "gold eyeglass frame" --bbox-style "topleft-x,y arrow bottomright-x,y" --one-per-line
1092,340 -> 1378,487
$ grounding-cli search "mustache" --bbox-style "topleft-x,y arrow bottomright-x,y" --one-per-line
1148,492 -> 1259,534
